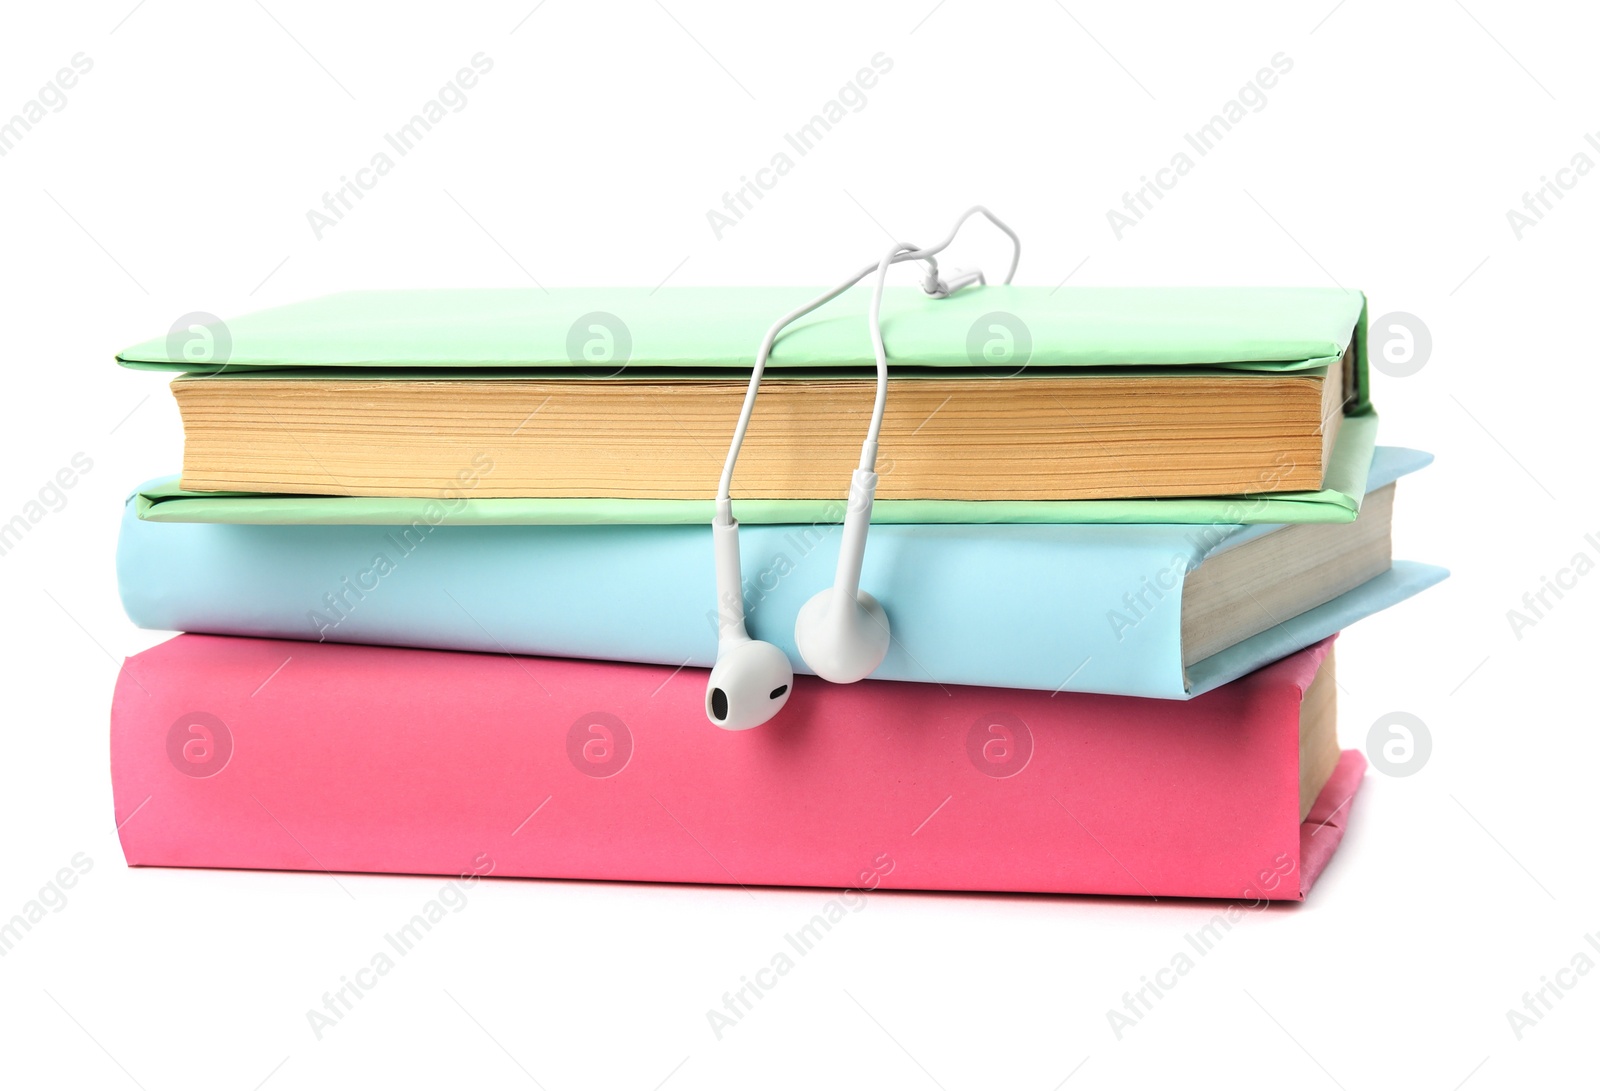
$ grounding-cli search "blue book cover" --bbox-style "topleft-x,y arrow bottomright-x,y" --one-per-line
116,448 -> 1444,700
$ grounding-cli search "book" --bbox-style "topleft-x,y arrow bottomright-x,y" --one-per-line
112,633 -> 1361,901
116,286 -> 1370,501
115,447 -> 1446,699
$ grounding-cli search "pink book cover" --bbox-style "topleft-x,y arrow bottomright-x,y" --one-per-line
110,634 -> 1364,901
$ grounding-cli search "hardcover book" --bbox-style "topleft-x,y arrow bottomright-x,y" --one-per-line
116,447 -> 1445,699
111,634 -> 1361,901
117,285 -> 1371,501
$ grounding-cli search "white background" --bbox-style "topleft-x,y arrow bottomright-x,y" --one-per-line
2,1 -> 1596,1087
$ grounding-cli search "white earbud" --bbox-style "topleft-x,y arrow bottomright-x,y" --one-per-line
705,510 -> 793,730
794,467 -> 889,682
706,205 -> 1021,729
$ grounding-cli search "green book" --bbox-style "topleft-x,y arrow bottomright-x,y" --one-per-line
118,286 -> 1372,516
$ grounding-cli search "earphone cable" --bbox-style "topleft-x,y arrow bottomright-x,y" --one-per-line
716,205 -> 1020,514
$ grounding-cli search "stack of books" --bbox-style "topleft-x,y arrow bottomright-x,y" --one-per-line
110,286 -> 1445,900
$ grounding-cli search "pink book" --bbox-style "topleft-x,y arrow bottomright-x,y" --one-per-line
111,634 -> 1364,901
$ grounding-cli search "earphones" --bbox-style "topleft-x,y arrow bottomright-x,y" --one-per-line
705,206 -> 1022,730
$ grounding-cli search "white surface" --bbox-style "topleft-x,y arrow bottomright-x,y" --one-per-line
2,2 -> 1595,1087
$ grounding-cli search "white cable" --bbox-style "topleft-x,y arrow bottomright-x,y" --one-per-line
715,205 -> 1021,516
713,251 -> 918,512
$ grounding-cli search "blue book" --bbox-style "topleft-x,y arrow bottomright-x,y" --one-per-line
116,448 -> 1444,700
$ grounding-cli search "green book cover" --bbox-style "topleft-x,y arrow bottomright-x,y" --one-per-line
118,285 -> 1371,412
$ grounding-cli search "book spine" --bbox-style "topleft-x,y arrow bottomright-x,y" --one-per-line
111,635 -> 1338,900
